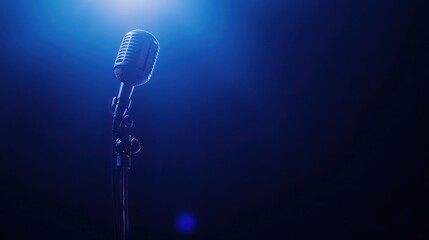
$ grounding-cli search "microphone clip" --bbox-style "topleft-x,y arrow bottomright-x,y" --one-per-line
112,110 -> 141,169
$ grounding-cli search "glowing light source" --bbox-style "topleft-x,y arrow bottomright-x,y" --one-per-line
88,0 -> 184,22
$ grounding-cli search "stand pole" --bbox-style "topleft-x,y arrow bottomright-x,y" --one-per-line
113,154 -> 130,240
112,86 -> 140,240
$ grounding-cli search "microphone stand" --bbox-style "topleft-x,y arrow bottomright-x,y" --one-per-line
112,83 -> 141,240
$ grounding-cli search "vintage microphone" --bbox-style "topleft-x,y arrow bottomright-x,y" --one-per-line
111,29 -> 159,240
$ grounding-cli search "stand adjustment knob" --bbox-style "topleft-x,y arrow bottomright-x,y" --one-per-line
131,138 -> 141,155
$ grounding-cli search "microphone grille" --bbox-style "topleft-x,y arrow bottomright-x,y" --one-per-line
114,29 -> 159,86
114,33 -> 132,65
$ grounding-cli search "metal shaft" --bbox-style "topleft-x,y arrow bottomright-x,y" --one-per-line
114,159 -> 130,240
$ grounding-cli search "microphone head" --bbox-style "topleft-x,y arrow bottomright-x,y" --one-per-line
114,29 -> 160,86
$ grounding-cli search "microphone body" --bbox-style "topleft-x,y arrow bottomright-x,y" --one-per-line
112,29 -> 159,132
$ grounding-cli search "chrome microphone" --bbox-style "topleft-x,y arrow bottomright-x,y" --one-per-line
112,29 -> 160,131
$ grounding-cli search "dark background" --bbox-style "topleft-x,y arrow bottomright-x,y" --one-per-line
0,0 -> 428,239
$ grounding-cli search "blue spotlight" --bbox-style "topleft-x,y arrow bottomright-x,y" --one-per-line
91,0 -> 183,21
176,212 -> 197,234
